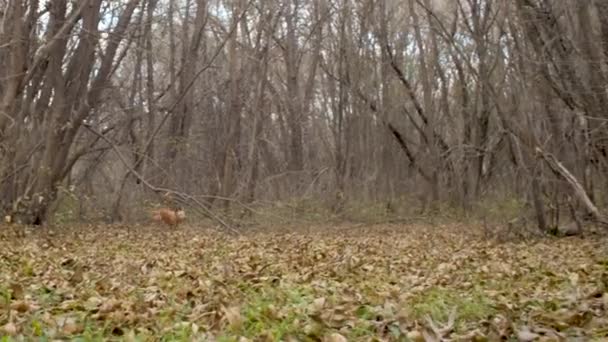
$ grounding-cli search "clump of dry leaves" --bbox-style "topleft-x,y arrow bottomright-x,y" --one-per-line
0,223 -> 606,341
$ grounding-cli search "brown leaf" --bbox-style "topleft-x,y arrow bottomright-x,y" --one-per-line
406,330 -> 425,342
517,327 -> 540,342
99,299 -> 119,314
10,283 -> 24,299
324,332 -> 347,342
303,322 -> 323,336
310,297 -> 326,313
2,322 -> 18,336
10,300 -> 30,313
223,306 -> 243,329
63,321 -> 84,335
58,316 -> 84,336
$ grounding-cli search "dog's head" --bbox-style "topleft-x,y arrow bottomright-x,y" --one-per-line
176,209 -> 186,221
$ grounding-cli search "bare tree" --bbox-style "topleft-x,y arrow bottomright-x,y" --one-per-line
1,0 -> 606,230
0,0 -> 141,224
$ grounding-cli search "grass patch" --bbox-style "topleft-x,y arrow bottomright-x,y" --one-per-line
238,194 -> 531,229
408,287 -> 496,329
474,196 -> 527,222
221,284 -> 315,339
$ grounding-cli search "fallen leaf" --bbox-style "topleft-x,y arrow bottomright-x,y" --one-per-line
406,330 -> 425,342
99,299 -> 119,313
324,332 -> 347,342
10,283 -> 24,299
223,306 -> 243,329
2,322 -> 18,335
310,297 -> 326,312
517,327 -> 540,341
63,321 -> 84,335
10,300 -> 30,313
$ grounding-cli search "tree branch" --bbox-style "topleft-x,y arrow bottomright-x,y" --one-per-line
535,146 -> 608,227
82,123 -> 239,235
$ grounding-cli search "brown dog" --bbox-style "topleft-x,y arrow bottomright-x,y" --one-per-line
152,208 -> 186,228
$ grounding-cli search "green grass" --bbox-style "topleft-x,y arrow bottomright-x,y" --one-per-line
220,284 -> 315,339
408,287 -> 496,329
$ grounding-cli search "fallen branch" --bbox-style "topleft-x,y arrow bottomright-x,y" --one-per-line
535,146 -> 607,227
83,123 -> 240,235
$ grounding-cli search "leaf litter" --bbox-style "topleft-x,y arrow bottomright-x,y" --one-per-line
0,223 -> 607,341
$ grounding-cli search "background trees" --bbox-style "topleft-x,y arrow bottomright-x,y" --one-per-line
1,0 -> 606,229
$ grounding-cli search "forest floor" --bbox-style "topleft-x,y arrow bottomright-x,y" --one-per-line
0,223 -> 607,341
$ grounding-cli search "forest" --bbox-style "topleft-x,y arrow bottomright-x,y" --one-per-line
1,0 -> 607,340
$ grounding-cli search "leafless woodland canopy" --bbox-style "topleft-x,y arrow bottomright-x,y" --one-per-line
1,0 -> 607,229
